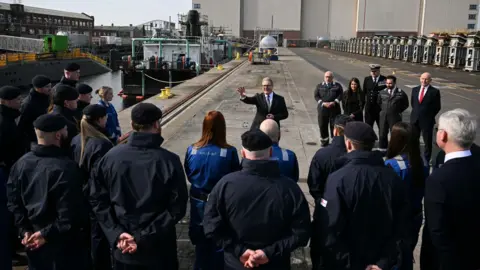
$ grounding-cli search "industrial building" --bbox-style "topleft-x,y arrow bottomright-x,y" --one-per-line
0,1 -> 94,38
192,0 -> 480,40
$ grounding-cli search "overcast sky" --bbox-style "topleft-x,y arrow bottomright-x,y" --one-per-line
7,0 -> 192,26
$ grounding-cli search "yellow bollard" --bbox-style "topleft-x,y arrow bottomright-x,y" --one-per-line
157,88 -> 169,99
165,87 -> 174,98
235,52 -> 240,60
217,64 -> 224,71
392,69 -> 396,75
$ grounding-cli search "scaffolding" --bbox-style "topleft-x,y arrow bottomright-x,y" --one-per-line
177,12 -> 209,36
0,35 -> 44,53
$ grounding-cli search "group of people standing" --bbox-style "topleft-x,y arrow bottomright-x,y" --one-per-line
0,62 -> 121,269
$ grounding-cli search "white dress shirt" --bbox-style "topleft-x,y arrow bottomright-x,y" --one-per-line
444,149 -> 472,163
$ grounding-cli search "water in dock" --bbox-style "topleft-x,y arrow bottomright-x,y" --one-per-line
80,71 -> 137,111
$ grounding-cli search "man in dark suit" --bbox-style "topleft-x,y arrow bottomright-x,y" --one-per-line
410,72 -> 441,163
237,77 -> 289,130
363,64 -> 386,130
424,108 -> 480,270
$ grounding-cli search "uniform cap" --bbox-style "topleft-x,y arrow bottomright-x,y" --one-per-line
83,104 -> 107,120
334,114 -> 353,128
33,114 -> 67,132
76,83 -> 93,94
241,129 -> 272,151
65,62 -> 80,72
53,85 -> 79,105
131,103 -> 163,125
369,64 -> 381,70
0,86 -> 21,100
344,121 -> 378,144
32,75 -> 51,89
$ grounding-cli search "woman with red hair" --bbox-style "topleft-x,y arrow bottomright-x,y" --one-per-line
184,110 -> 240,270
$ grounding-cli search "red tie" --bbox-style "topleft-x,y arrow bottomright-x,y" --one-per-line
419,87 -> 425,104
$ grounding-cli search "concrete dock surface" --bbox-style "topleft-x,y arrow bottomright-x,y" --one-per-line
15,46 -> 480,269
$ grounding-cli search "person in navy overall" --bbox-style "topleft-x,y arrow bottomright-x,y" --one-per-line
384,122 -> 429,270
70,104 -> 114,270
184,110 -> 240,270
259,119 -> 299,182
96,86 -> 121,144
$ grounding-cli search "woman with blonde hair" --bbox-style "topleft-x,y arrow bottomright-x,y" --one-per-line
70,104 -> 114,270
184,110 -> 240,270
96,86 -> 121,143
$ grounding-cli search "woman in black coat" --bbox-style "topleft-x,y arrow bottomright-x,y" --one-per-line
342,77 -> 365,122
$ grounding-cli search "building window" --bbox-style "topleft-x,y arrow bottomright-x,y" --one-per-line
467,23 -> 476,29
469,14 -> 477,20
470,4 -> 478,10
193,3 -> 201,9
21,26 -> 26,32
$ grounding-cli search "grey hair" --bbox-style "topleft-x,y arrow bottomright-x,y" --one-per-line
242,147 -> 271,160
438,108 -> 477,148
262,77 -> 273,86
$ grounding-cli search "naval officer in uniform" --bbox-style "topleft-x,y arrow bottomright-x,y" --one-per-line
314,71 -> 343,146
363,64 -> 386,130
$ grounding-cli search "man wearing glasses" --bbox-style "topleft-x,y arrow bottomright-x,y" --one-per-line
237,77 -> 289,130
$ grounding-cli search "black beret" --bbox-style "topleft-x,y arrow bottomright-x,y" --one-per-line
53,85 -> 79,105
334,114 -> 353,128
131,103 -> 163,125
76,83 -> 93,94
241,129 -> 272,151
32,75 -> 51,89
344,122 -> 378,144
65,62 -> 80,72
33,114 -> 67,132
0,86 -> 21,100
83,104 -> 107,119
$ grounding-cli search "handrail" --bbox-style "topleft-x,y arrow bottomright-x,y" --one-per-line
0,49 -> 107,67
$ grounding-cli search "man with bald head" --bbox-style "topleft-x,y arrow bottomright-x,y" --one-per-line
410,72 -> 441,163
314,71 -> 343,146
260,119 -> 299,182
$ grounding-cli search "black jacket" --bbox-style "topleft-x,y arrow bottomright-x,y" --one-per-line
0,105 -> 27,172
240,92 -> 289,130
75,100 -> 90,122
17,89 -> 51,144
307,136 -> 346,201
6,145 -> 89,268
71,133 -> 113,182
314,82 -> 343,115
377,87 -> 409,121
51,105 -> 79,148
363,75 -> 386,109
342,89 -> 365,119
410,85 -> 441,129
89,132 -> 188,267
314,150 -> 408,270
53,76 -> 77,93
204,159 -> 311,270
425,155 -> 480,270
434,143 -> 480,169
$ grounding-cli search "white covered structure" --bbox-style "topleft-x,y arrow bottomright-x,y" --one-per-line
259,35 -> 278,55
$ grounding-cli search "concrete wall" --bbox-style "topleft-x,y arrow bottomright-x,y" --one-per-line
192,0 -> 242,36
242,0 -> 302,30
329,0 -> 357,39
356,0 -> 421,32
301,0 -> 329,40
421,0 -> 479,35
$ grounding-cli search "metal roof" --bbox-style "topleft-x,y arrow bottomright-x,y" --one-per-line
94,26 -> 141,32
0,2 -> 93,20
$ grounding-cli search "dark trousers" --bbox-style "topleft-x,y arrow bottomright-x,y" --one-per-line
0,168 -> 12,270
27,239 -> 91,270
398,213 -> 423,270
193,239 -> 224,270
379,114 -> 401,149
420,225 -> 439,270
365,106 -> 381,131
318,111 -> 338,142
413,122 -> 434,163
91,217 -> 112,270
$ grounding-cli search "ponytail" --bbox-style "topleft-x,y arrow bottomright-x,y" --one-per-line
79,116 -> 112,167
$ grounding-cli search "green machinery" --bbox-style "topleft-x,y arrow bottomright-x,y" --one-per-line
43,35 -> 68,53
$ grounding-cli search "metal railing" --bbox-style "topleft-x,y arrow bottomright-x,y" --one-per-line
0,48 -> 107,67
